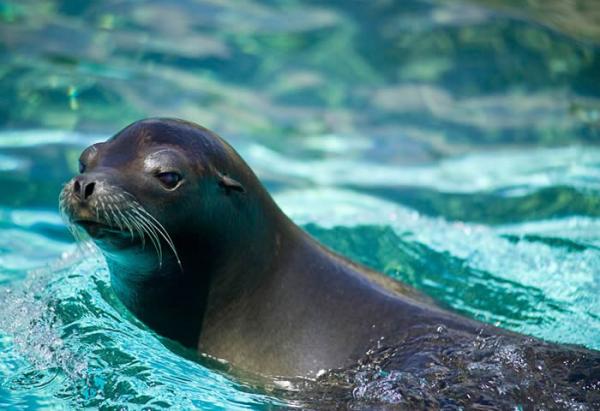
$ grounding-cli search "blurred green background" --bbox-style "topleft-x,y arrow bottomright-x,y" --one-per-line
1,0 -> 598,155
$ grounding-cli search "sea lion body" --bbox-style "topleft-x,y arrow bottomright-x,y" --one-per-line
60,119 -> 501,377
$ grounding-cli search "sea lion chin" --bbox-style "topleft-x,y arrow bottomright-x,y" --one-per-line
60,118 -> 498,377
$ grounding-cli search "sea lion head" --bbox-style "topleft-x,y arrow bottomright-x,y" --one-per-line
59,118 -> 263,275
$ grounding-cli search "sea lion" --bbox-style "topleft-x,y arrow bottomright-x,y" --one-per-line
58,118 -> 511,377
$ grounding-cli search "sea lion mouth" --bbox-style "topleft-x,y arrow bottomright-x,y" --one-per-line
73,219 -> 126,239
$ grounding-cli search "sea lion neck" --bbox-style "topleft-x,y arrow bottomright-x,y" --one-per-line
105,186 -> 291,349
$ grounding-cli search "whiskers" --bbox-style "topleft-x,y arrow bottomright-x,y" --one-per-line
116,192 -> 183,271
58,185 -> 183,271
59,186 -> 98,257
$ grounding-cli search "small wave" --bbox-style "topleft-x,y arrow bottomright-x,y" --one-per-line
0,247 -> 285,409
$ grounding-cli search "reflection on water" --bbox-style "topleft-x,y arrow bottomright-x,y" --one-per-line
476,0 -> 600,43
0,0 -> 599,156
1,0 -> 600,409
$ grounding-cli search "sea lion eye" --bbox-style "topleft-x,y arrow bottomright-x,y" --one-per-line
156,171 -> 182,189
79,160 -> 86,174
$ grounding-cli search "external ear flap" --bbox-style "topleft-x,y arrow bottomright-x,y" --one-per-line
217,172 -> 245,194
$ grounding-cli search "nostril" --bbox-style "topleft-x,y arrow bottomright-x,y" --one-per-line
84,182 -> 95,199
73,178 -> 95,201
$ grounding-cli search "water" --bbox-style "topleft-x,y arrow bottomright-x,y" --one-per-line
1,0 -> 599,409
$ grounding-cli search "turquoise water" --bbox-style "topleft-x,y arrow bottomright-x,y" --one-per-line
1,0 -> 600,409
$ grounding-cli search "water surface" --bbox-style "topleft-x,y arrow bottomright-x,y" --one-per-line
0,0 -> 599,409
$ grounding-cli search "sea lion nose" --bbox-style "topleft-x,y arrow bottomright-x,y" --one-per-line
73,176 -> 96,201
